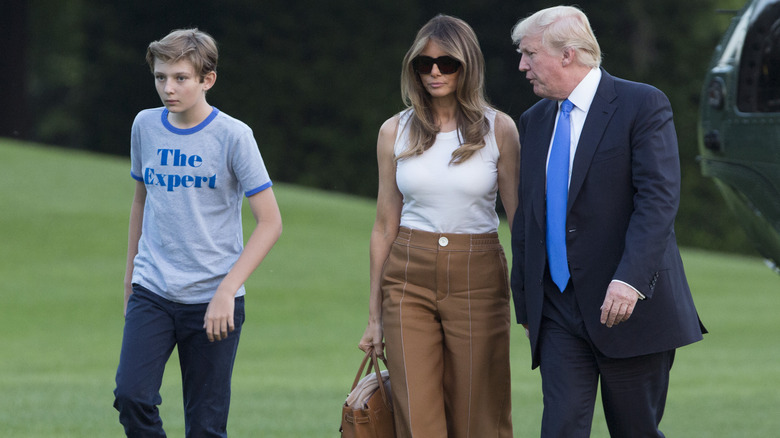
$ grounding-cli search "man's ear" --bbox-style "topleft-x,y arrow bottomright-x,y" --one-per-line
561,47 -> 574,67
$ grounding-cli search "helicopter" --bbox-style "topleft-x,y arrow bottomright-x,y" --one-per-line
698,0 -> 780,273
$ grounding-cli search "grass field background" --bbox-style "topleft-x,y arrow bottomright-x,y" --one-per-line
1,139 -> 778,437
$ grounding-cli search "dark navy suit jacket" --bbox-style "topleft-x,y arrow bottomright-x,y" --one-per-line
510,69 -> 705,368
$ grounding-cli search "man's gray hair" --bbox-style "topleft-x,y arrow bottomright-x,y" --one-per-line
511,6 -> 602,69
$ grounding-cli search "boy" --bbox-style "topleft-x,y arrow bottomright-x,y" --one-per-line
113,29 -> 282,437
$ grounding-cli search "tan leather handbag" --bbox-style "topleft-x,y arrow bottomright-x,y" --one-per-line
340,347 -> 395,438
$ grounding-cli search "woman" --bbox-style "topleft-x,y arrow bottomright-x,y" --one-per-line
358,14 -> 519,438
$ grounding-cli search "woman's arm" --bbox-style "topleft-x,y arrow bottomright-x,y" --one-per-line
359,116 -> 403,358
494,111 -> 521,230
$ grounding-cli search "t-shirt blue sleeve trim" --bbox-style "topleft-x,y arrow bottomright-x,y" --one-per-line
131,171 -> 143,182
245,181 -> 273,197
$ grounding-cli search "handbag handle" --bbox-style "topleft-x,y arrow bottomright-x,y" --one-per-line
351,347 -> 392,410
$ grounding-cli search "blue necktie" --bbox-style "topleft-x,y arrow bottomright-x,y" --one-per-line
547,99 -> 573,292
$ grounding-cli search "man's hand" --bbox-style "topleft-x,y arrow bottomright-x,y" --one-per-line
203,290 -> 236,342
600,281 -> 639,327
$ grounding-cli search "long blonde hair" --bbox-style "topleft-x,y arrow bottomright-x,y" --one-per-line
397,15 -> 491,164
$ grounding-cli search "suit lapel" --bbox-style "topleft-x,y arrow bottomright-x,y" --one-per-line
528,101 -> 557,229
568,69 -> 618,212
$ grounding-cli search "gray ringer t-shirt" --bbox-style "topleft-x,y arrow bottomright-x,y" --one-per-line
130,107 -> 272,304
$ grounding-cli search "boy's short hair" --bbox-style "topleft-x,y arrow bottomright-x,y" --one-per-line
146,28 -> 218,81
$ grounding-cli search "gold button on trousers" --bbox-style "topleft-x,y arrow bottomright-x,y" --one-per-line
381,227 -> 513,438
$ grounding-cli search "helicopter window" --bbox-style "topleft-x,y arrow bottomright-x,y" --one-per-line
738,2 -> 780,112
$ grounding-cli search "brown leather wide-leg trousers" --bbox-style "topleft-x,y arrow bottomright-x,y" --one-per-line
382,227 -> 513,438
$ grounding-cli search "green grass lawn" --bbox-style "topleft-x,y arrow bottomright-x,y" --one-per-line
1,139 -> 778,437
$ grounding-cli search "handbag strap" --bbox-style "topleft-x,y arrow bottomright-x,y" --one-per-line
351,347 -> 392,409
350,348 -> 373,390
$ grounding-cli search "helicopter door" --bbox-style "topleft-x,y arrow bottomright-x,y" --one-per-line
738,1 -> 780,112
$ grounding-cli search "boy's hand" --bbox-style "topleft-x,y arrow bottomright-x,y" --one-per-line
203,290 -> 236,342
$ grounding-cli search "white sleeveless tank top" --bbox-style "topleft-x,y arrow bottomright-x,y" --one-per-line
394,108 -> 500,234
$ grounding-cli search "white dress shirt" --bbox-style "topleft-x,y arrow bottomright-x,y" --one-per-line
546,68 -> 645,299
546,67 -> 601,184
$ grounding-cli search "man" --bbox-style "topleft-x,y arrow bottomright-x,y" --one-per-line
509,6 -> 706,437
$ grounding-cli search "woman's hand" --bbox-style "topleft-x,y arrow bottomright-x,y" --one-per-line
359,321 -> 385,359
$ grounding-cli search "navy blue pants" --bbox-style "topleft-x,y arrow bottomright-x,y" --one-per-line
114,285 -> 245,438
538,273 -> 674,438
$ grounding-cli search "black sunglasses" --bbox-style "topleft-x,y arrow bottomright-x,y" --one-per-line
412,56 -> 462,75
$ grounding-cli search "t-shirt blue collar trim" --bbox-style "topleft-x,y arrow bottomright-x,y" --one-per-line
161,107 -> 220,135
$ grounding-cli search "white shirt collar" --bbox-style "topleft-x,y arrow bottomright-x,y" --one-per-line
547,68 -> 602,178
565,68 -> 601,113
